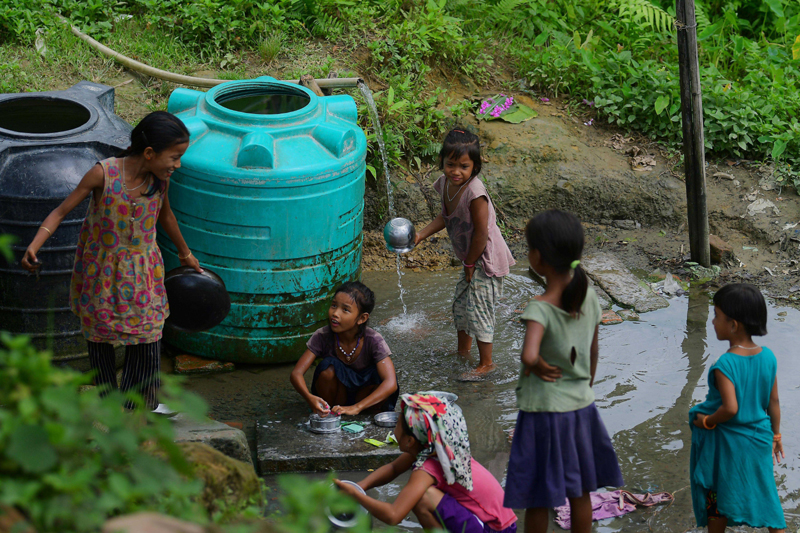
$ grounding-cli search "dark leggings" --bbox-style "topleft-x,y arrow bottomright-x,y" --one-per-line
87,340 -> 161,410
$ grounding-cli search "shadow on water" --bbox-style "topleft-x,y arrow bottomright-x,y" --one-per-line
184,264 -> 800,531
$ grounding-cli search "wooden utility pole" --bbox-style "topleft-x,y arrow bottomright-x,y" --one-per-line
676,0 -> 710,267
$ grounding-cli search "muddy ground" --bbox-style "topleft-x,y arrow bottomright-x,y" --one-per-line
25,49 -> 799,300
364,95 -> 800,301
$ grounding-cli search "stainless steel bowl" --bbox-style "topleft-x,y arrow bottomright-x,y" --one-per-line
383,217 -> 416,254
419,390 -> 458,404
327,480 -> 370,529
308,413 -> 341,434
373,411 -> 399,428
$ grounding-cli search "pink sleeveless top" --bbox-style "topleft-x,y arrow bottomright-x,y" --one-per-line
433,175 -> 515,277
418,457 -> 517,531
69,158 -> 168,345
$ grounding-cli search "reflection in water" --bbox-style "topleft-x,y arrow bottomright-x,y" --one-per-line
364,268 -> 800,532
188,265 -> 800,532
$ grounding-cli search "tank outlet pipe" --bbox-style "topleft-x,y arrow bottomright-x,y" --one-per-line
56,14 -> 363,90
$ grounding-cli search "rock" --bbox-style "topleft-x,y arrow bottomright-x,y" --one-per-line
617,309 -> 640,321
103,513 -> 279,533
172,413 -> 253,467
174,354 -> 235,375
709,235 -> 734,265
601,310 -> 623,325
612,220 -> 639,230
582,253 -> 669,313
0,505 -> 34,533
179,442 -> 262,516
103,513 -> 205,533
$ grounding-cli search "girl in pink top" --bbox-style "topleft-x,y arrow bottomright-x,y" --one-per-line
415,128 -> 515,379
335,393 -> 517,533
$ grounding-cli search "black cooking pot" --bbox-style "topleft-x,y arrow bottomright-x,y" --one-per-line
164,266 -> 230,333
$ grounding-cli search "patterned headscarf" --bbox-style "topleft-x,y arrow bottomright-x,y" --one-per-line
400,393 -> 473,490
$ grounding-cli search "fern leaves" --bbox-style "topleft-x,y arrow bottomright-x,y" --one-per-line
608,0 -> 675,34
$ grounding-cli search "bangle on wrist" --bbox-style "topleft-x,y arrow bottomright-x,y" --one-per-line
702,415 -> 716,430
178,251 -> 193,260
39,226 -> 52,236
773,433 -> 782,442
463,262 -> 475,268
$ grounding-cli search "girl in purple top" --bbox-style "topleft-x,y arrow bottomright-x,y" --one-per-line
415,128 -> 515,379
290,282 -> 399,416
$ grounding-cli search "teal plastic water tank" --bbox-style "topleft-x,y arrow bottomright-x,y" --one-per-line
160,77 -> 366,363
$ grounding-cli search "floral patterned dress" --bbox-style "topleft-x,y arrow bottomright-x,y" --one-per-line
69,158 -> 169,345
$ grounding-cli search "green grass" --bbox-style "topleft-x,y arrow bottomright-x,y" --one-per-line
3,0 -> 800,191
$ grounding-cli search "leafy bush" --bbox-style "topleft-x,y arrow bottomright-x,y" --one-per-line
0,333 -> 211,532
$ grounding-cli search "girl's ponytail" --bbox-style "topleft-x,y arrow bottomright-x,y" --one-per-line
526,209 -> 588,316
561,264 -> 589,316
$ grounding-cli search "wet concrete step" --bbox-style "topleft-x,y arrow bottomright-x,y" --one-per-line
172,413 -> 253,467
257,413 -> 402,474
582,253 -> 668,313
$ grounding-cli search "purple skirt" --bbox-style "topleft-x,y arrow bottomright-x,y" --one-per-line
504,403 -> 624,509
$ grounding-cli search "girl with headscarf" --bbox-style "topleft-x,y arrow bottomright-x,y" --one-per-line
334,393 -> 517,533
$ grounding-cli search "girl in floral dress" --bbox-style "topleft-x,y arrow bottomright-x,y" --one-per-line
22,111 -> 200,409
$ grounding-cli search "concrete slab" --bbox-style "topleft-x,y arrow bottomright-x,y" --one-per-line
171,413 -> 253,467
257,409 -> 402,474
582,253 -> 668,313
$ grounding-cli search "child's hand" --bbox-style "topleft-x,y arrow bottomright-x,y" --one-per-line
692,414 -> 706,429
308,395 -> 331,416
464,265 -> 475,282
332,404 -> 361,416
334,479 -> 363,498
21,248 -> 42,272
525,358 -> 562,382
773,439 -> 785,465
180,251 -> 203,273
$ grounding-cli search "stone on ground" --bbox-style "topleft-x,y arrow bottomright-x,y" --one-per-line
179,442 -> 262,516
582,253 -> 668,313
174,354 -> 235,375
102,512 -> 279,533
103,512 -> 205,533
172,413 -> 253,466
709,235 -> 735,265
257,414 -> 402,474
601,310 -> 623,325
617,309 -> 640,321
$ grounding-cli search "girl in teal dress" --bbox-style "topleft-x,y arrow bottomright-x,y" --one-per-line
689,283 -> 786,532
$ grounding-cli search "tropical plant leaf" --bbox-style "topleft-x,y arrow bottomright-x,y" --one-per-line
608,0 -> 675,33
499,104 -> 538,123
654,94 -> 670,115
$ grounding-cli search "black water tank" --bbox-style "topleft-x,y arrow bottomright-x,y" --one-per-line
0,81 -> 131,365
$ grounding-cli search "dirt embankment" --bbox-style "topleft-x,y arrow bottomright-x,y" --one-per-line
363,96 -> 800,300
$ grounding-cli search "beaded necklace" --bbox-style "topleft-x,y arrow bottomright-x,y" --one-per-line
336,334 -> 361,363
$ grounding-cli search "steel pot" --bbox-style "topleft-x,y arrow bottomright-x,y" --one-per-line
383,217 -> 416,254
309,413 -> 341,434
327,480 -> 370,530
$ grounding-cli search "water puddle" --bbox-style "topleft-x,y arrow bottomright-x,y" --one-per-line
186,264 -> 800,531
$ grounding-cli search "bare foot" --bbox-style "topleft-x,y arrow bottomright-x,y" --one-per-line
457,364 -> 497,382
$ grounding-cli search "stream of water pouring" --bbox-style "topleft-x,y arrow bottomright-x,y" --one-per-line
358,81 -> 407,315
